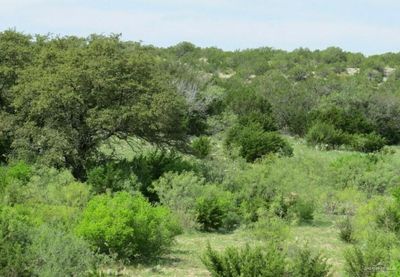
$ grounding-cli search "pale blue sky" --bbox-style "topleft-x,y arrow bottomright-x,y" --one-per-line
1,0 -> 399,54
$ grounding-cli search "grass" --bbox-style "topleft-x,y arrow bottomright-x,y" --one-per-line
105,230 -> 256,276
104,214 -> 350,276
289,214 -> 350,277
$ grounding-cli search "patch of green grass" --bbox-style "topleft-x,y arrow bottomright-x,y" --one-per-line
104,230 -> 257,276
288,214 -> 349,277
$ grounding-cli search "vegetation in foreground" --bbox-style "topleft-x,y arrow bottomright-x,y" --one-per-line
1,30 -> 400,276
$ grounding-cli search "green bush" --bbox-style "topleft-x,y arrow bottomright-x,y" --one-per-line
191,136 -> 211,158
377,187 -> 400,234
0,206 -> 32,277
290,246 -> 331,277
344,232 -> 392,277
306,121 -> 348,149
251,214 -> 290,243
152,171 -> 206,229
270,193 -> 314,223
87,161 -> 139,194
227,124 -> 293,162
2,161 -> 32,183
329,153 -> 397,194
129,150 -> 197,202
154,172 -> 239,231
195,186 -> 238,232
202,244 -> 286,277
29,225 -> 97,277
88,150 -> 197,202
0,161 -> 32,195
349,133 -> 386,153
76,192 -> 181,262
1,166 -> 91,228
294,198 -> 316,223
227,89 -> 277,132
338,216 -> 355,243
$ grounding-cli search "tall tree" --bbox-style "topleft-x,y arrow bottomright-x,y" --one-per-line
0,30 -> 33,162
10,34 -> 188,179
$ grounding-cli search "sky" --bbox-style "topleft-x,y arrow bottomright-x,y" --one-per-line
1,0 -> 400,55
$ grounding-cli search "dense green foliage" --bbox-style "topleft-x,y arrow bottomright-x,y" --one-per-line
202,244 -> 331,277
202,244 -> 286,277
76,192 -> 181,262
2,30 -> 400,275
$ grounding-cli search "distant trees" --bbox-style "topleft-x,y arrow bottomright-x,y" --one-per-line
0,31 -> 33,162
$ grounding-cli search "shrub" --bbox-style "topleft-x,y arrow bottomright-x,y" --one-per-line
294,198 -> 315,223
0,206 -> 33,277
29,225 -> 97,277
3,161 -> 32,183
195,186 -> 238,232
1,166 -> 91,228
251,214 -> 290,243
202,244 -> 286,277
76,192 -> 182,262
270,193 -> 314,224
377,187 -> 400,234
87,161 -> 139,194
0,161 -> 32,195
338,216 -> 355,243
349,133 -> 386,153
290,246 -> 332,277
152,171 -> 206,229
88,150 -> 197,202
227,124 -> 293,162
270,193 -> 297,219
154,172 -> 239,231
227,89 -> 277,132
344,232 -> 392,277
329,153 -> 398,194
191,136 -> 211,158
130,150 -> 197,202
306,121 -> 348,149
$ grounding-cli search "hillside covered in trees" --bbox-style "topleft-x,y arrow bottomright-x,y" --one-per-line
2,30 -> 400,276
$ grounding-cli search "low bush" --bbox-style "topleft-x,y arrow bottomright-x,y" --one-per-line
29,225 -> 97,277
294,198 -> 316,223
330,152 -> 400,195
338,216 -> 355,243
202,243 -> 331,277
0,161 -> 32,196
251,214 -> 290,243
195,186 -> 238,232
130,150 -> 197,202
290,245 -> 332,277
349,133 -> 386,153
202,244 -> 286,277
152,171 -> 206,229
306,121 -> 348,149
344,231 -> 393,277
154,171 -> 239,232
270,193 -> 314,224
88,150 -> 197,202
191,136 -> 211,158
0,206 -> 32,277
227,124 -> 293,162
76,192 -> 182,262
377,187 -> 400,234
87,161 -> 139,194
